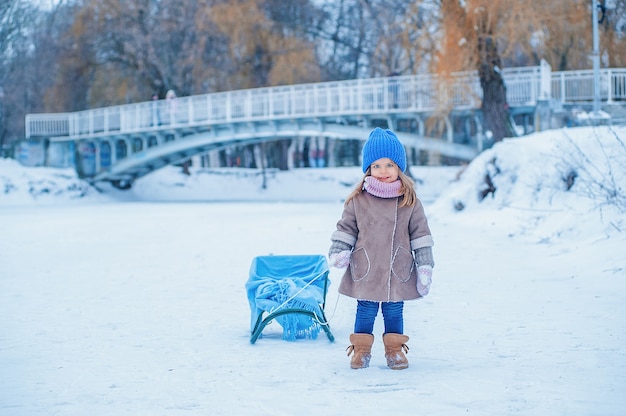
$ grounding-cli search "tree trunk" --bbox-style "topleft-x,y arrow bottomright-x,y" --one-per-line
278,139 -> 291,171
478,37 -> 515,142
302,137 -> 311,168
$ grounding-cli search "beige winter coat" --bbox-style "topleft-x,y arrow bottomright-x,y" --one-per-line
331,191 -> 434,302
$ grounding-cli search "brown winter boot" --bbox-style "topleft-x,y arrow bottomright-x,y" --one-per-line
346,333 -> 375,369
383,333 -> 410,370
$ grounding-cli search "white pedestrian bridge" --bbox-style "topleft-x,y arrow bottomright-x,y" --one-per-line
25,63 -> 626,188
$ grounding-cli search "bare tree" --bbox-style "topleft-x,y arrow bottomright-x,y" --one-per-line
199,0 -> 322,89
431,0 -> 625,142
0,0 -> 36,151
600,0 -> 626,68
361,0 -> 436,76
63,0 -> 209,101
314,0 -> 371,80
0,1 -> 28,60
434,0 -> 524,141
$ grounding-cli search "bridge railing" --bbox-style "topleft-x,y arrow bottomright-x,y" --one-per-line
25,66 -> 626,139
551,68 -> 626,102
26,113 -> 72,137
504,65 -> 543,105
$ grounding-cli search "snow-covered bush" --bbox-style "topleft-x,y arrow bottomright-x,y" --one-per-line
435,126 -> 626,214
555,128 -> 626,212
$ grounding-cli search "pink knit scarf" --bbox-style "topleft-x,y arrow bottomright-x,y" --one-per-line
363,176 -> 402,199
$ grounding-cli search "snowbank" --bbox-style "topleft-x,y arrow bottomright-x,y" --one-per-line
0,158 -> 107,205
1,157 -> 462,205
431,126 -> 626,243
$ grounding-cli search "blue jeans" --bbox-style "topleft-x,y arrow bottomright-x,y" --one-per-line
354,300 -> 404,335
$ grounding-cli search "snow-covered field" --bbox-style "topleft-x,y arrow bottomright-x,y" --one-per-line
1,126 -> 625,415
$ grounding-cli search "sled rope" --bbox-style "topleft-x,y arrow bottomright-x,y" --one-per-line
312,292 -> 340,326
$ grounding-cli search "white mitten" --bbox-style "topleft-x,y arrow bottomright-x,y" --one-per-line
329,250 -> 351,268
417,265 -> 432,296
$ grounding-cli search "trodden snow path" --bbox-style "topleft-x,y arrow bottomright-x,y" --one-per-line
1,201 -> 624,416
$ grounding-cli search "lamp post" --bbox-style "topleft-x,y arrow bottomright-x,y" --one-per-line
591,0 -> 601,116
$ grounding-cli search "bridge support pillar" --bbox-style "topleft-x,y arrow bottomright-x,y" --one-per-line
107,139 -> 117,165
414,116 -> 424,137
474,114 -> 484,152
94,140 -> 101,174
535,100 -> 552,132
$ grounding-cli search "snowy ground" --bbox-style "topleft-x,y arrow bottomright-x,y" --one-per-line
1,126 -> 625,415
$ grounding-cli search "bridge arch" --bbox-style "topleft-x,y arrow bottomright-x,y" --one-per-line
80,119 -> 479,188
115,139 -> 129,160
101,141 -> 112,168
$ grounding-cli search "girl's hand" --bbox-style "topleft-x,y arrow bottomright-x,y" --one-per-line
329,251 -> 351,268
417,265 -> 432,296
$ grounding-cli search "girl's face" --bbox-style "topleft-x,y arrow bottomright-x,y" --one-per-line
369,157 -> 400,183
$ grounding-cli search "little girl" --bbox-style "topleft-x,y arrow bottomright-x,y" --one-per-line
328,127 -> 434,370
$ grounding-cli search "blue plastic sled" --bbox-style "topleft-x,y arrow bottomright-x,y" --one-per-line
245,254 -> 335,344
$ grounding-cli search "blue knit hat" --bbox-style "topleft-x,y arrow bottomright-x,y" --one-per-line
361,127 -> 407,173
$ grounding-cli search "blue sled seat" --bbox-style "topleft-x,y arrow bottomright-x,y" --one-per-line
245,254 -> 335,344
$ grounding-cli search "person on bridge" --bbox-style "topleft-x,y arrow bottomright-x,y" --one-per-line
328,127 -> 435,370
166,89 -> 177,124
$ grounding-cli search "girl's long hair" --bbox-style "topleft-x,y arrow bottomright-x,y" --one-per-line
344,168 -> 417,208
